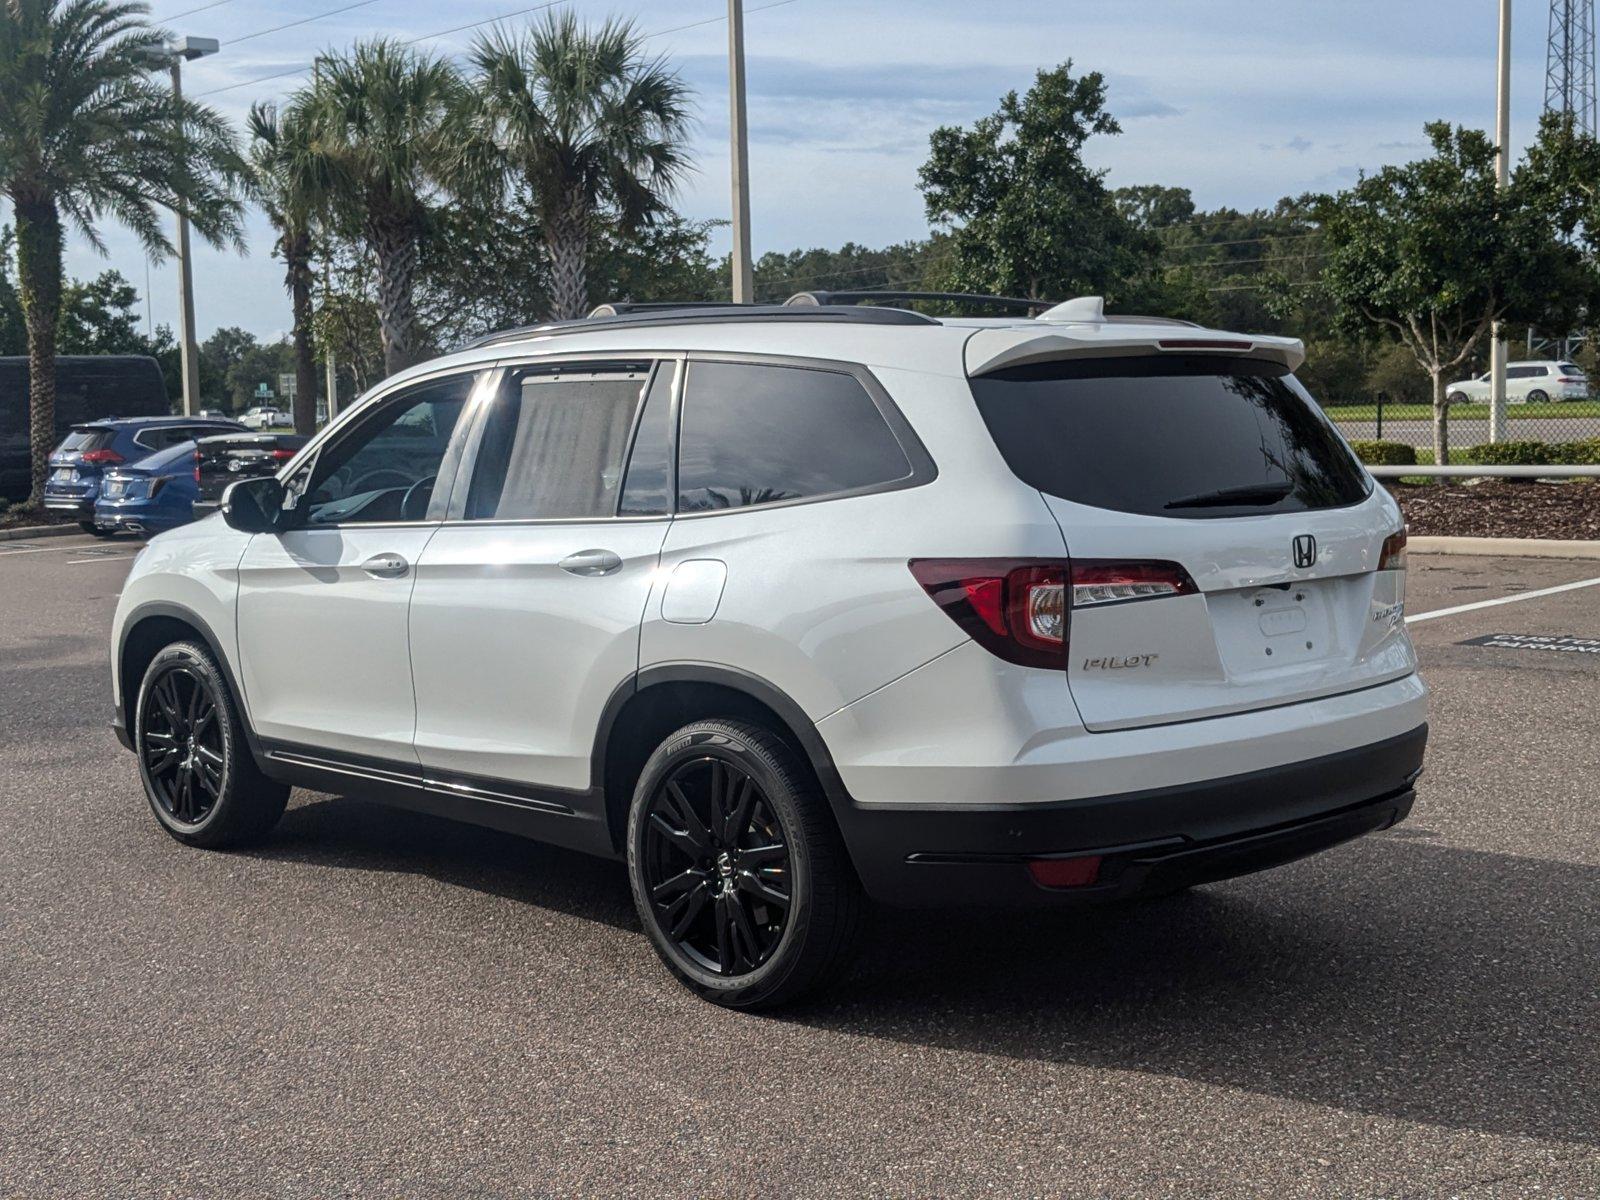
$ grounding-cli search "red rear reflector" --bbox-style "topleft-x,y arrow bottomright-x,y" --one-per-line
1157,339 -> 1254,352
269,448 -> 297,460
80,448 -> 123,465
1379,529 -> 1407,571
194,449 -> 202,485
1028,856 -> 1102,889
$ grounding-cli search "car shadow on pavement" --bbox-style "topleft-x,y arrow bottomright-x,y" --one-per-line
256,792 -> 639,931
245,796 -> 1594,1149
799,833 -> 1599,1149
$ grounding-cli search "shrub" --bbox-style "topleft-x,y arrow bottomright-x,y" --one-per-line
1458,441 -> 1553,465
1349,439 -> 1417,466
1551,438 -> 1600,465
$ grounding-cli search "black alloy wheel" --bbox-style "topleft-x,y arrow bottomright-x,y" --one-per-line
140,661 -> 225,826
641,755 -> 792,976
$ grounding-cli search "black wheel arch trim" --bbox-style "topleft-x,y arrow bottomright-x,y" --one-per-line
114,600 -> 267,767
593,663 -> 864,848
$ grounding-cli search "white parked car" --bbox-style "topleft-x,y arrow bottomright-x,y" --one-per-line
1446,360 -> 1589,405
109,295 -> 1427,1009
239,405 -> 290,430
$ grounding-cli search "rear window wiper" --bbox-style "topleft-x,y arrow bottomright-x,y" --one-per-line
1164,481 -> 1294,510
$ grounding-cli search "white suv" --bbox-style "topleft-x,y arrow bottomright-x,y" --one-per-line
110,297 -> 1427,1009
1446,360 -> 1589,404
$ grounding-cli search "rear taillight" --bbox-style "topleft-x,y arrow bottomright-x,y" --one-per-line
194,449 -> 202,485
1557,376 -> 1584,383
1070,560 -> 1198,608
909,559 -> 1067,669
909,558 -> 1197,669
1379,529 -> 1407,571
269,448 -> 296,461
80,448 -> 123,465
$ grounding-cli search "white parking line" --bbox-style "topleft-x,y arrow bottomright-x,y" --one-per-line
1406,575 -> 1600,625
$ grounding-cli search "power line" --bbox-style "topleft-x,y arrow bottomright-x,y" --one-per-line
225,0 -> 384,48
161,0 -> 239,21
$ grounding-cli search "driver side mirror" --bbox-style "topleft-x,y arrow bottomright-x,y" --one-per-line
221,475 -> 291,534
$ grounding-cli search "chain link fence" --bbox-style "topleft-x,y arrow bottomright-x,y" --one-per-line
1325,392 -> 1600,465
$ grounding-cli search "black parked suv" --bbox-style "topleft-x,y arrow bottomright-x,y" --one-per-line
192,431 -> 310,519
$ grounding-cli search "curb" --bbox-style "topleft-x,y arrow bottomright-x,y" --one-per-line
1410,535 -> 1600,561
0,523 -> 81,543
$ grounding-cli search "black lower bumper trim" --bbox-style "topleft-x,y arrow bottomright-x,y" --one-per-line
836,724 -> 1428,906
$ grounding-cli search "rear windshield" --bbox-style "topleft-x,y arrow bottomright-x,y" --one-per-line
59,427 -> 116,452
1559,363 -> 1584,375
968,355 -> 1370,519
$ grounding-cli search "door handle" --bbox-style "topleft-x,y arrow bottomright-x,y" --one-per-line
559,548 -> 623,577
361,552 -> 409,578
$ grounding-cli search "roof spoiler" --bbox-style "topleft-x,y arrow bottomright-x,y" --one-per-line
966,327 -> 1306,377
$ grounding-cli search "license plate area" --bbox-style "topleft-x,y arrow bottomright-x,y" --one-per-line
51,467 -> 75,483
1208,581 -> 1342,675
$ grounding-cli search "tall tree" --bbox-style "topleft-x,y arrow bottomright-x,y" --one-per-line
919,62 -> 1158,301
247,99 -> 323,433
0,0 -> 243,505
462,13 -> 692,320
1315,119 -> 1600,463
300,40 -> 463,376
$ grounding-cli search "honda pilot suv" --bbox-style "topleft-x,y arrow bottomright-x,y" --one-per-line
110,297 -> 1427,1009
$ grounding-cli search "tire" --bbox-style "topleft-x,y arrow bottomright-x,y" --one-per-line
1527,389 -> 1549,404
79,521 -> 114,537
626,719 -> 861,1010
1445,391 -> 1468,407
134,641 -> 288,849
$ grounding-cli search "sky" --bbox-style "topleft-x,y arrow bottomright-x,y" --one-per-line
24,0 -> 1570,341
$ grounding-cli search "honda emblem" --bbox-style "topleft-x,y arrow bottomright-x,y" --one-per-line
1293,534 -> 1317,569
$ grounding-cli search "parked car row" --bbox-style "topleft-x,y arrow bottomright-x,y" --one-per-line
36,414 -> 306,537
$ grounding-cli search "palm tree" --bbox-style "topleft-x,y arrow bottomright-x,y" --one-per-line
247,99 -> 324,434
463,13 -> 692,320
0,0 -> 243,505
299,41 -> 463,376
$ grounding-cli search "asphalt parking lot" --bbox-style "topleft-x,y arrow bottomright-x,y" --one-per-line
2,533 -> 1597,1198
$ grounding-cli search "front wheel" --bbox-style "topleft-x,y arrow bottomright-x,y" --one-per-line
626,719 -> 861,1009
135,641 -> 288,848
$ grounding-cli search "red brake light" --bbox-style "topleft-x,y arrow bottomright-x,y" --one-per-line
80,448 -> 124,465
1156,338 -> 1255,352
909,559 -> 1067,669
269,448 -> 297,461
194,449 -> 202,485
1379,529 -> 1407,571
909,558 -> 1196,668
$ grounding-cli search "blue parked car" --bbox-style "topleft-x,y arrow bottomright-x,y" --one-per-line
44,415 -> 243,534
92,439 -> 208,537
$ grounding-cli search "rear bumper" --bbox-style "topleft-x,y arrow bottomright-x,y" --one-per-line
835,724 -> 1427,906
43,495 -> 93,515
191,500 -> 220,520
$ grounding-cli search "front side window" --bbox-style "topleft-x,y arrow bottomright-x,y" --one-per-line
300,374 -> 472,525
676,361 -> 914,512
463,362 -> 652,521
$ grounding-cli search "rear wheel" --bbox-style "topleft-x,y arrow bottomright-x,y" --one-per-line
135,641 -> 288,848
1527,388 -> 1549,404
627,719 -> 861,1009
1445,391 -> 1468,407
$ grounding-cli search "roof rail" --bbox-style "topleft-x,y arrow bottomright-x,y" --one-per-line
786,289 -> 1052,314
459,303 -> 939,351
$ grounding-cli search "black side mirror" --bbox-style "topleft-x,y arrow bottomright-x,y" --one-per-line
221,475 -> 289,533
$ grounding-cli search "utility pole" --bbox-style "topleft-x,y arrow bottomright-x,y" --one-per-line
1490,0 -> 1512,444
325,351 -> 338,425
154,36 -> 219,417
727,0 -> 754,304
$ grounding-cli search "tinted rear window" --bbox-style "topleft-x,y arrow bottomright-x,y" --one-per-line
1559,363 -> 1584,375
59,427 -> 116,452
969,356 -> 1370,519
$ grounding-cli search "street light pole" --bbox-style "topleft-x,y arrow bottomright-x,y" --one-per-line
169,56 -> 202,417
1490,0 -> 1512,444
727,0 -> 754,304
149,36 -> 220,417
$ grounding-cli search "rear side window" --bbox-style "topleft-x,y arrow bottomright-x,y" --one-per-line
676,361 -> 913,512
465,363 -> 650,520
969,355 -> 1370,519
